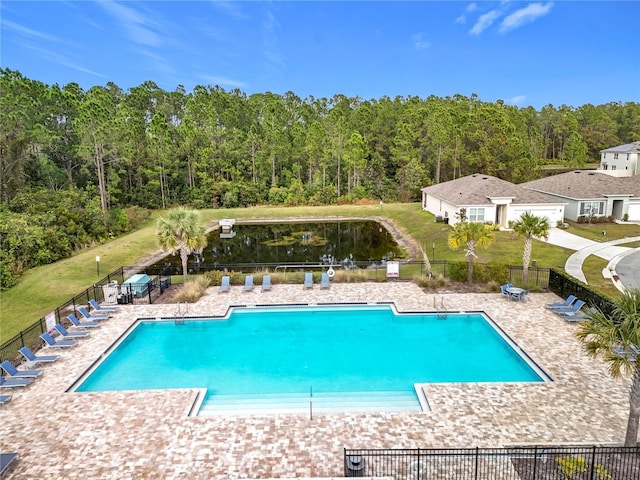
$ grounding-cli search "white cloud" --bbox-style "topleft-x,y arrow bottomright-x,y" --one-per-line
262,9 -> 284,69
469,9 -> 502,36
507,95 -> 527,106
99,1 -> 163,47
210,0 -> 246,19
21,43 -> 106,78
411,33 -> 431,50
455,2 -> 478,24
199,74 -> 247,89
2,19 -> 66,44
499,2 -> 554,34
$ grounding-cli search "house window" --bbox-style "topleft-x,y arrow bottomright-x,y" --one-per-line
602,163 -> 608,170
611,165 -> 617,170
468,207 -> 485,222
614,153 -> 619,160
579,201 -> 605,216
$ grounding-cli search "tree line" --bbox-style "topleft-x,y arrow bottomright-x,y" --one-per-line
1,67 -> 639,287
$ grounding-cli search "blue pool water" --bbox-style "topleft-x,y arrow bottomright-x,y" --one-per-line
75,305 -> 545,398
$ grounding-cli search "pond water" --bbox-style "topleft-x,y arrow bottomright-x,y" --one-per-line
153,221 -> 403,268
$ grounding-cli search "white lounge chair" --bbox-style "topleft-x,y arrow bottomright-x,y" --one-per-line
304,272 -> 313,289
68,314 -> 99,328
546,295 -> 577,309
1,360 -> 42,378
89,299 -> 118,313
40,333 -> 76,348
19,347 -> 58,367
244,275 -> 254,292
320,272 -> 330,289
220,275 -> 230,293
261,274 -> 272,292
78,306 -> 110,320
54,324 -> 89,339
0,376 -> 33,388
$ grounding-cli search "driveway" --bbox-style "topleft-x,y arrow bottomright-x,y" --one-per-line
545,228 -> 640,288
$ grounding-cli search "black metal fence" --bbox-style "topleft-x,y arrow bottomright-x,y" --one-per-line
507,266 -> 551,289
0,266 -> 172,364
344,446 -> 640,479
548,268 -> 616,316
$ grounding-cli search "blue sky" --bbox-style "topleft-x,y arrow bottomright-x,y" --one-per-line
1,1 -> 638,108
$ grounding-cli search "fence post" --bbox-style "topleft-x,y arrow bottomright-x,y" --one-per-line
475,446 -> 479,480
589,445 -> 596,480
532,446 -> 538,479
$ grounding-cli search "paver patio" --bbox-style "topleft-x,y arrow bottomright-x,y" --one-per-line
0,283 -> 630,479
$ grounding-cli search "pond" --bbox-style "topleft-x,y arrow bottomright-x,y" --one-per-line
152,220 -> 403,269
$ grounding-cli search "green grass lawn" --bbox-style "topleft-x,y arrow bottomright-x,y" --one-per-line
0,203 -> 630,342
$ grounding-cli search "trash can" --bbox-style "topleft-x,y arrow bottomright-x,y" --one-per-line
345,455 -> 365,477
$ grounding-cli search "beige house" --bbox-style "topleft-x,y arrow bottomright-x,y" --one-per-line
521,170 -> 640,222
420,173 -> 566,228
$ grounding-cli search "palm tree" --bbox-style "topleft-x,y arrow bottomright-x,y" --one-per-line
510,212 -> 550,284
447,221 -> 493,284
156,207 -> 207,284
575,289 -> 640,447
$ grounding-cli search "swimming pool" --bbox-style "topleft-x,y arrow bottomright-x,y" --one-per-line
73,304 -> 549,414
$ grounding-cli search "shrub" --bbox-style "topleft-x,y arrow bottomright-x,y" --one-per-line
173,276 -> 211,303
413,273 -> 450,289
556,455 -> 586,477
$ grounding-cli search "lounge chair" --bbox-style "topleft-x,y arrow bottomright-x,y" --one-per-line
89,299 -> 118,313
546,295 -> 577,309
68,313 -> 99,328
553,299 -> 585,316
0,376 -> 33,388
54,324 -> 89,339
78,306 -> 110,321
244,275 -> 254,292
0,394 -> 11,405
562,306 -> 597,322
1,360 -> 42,378
320,272 -> 330,289
19,347 -> 58,367
304,272 -> 313,289
613,345 -> 639,361
40,333 -> 76,348
220,275 -> 230,293
261,274 -> 272,292
0,453 -> 18,476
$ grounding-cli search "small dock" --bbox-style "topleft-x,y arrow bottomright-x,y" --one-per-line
219,219 -> 236,239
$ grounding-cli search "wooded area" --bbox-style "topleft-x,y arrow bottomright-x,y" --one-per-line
1,67 -> 639,287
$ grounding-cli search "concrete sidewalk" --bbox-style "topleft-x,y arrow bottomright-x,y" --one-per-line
545,228 -> 640,287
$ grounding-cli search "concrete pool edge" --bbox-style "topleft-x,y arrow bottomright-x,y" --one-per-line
68,301 -> 551,416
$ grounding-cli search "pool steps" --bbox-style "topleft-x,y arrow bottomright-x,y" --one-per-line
198,390 -> 422,416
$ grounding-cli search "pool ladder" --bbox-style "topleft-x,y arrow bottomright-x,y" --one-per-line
434,296 -> 447,320
174,302 -> 188,325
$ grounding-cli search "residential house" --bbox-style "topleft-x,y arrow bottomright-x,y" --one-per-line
420,173 -> 566,228
521,170 -> 640,222
598,141 -> 640,177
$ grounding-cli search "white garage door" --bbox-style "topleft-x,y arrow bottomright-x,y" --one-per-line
511,208 -> 563,225
627,203 -> 640,221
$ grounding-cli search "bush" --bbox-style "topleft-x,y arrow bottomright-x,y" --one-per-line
413,273 -> 450,289
173,276 -> 210,303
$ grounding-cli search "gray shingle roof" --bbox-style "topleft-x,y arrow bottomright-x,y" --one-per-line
521,170 -> 640,200
421,173 -> 563,206
601,141 -> 640,154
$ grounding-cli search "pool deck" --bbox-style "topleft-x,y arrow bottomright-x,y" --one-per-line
0,283 -> 630,479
